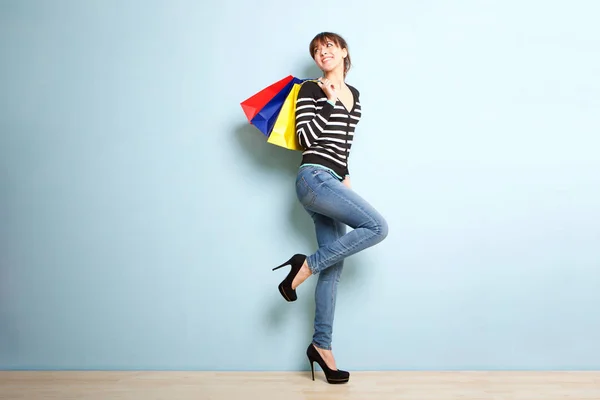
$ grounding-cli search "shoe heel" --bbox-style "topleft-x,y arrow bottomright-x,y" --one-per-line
272,260 -> 289,271
306,343 -> 350,384
272,254 -> 307,302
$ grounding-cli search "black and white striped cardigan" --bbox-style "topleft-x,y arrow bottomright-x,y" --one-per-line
295,81 -> 362,180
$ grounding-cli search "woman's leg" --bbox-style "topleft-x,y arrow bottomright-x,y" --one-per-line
295,166 -> 389,276
309,211 -> 346,354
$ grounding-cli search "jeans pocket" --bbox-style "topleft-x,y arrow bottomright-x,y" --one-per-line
296,176 -> 316,206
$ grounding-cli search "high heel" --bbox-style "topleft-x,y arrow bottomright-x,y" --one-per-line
306,343 -> 350,384
272,254 -> 307,302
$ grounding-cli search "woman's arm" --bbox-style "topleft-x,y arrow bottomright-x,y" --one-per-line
295,82 -> 335,149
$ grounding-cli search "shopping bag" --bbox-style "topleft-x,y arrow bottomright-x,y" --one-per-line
250,77 -> 304,136
267,81 -> 307,151
240,75 -> 294,122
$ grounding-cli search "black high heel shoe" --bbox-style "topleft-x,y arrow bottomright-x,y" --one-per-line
306,343 -> 350,384
272,254 -> 307,302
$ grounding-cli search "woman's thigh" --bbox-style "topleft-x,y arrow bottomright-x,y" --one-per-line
296,166 -> 387,233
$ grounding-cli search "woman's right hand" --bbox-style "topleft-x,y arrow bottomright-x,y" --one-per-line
317,78 -> 337,103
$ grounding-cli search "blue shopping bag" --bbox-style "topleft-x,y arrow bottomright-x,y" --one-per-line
250,77 -> 305,136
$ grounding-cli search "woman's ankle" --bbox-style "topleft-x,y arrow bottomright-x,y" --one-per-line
291,261 -> 312,289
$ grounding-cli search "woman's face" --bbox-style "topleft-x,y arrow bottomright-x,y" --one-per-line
312,38 -> 347,74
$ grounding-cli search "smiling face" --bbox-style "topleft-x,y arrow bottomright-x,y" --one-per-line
309,33 -> 351,77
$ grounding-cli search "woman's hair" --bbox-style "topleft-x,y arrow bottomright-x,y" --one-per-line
309,32 -> 352,77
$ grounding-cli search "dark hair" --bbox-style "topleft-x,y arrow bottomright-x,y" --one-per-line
309,32 -> 352,77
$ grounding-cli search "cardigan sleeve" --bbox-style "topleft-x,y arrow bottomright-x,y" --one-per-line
295,81 -> 335,149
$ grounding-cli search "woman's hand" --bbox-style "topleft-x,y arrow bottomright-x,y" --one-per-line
317,78 -> 337,103
342,176 -> 352,189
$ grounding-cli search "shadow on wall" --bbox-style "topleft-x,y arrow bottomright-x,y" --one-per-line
302,64 -> 322,80
0,308 -> 18,367
232,62 -> 370,371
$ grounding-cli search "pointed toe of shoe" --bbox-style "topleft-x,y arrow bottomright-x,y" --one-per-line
326,370 -> 350,384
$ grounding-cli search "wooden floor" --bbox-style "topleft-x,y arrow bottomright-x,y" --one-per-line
1,371 -> 599,400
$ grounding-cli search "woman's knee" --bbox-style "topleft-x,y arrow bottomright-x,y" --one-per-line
369,213 -> 388,242
377,215 -> 389,241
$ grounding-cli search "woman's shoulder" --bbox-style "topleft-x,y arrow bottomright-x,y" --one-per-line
299,79 -> 320,94
299,80 -> 360,98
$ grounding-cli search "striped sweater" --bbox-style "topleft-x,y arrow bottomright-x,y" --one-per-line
295,81 -> 362,180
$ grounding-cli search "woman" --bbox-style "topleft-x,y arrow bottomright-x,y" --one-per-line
272,32 -> 389,384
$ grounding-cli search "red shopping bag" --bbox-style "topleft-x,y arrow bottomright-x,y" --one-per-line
250,77 -> 304,136
240,75 -> 294,122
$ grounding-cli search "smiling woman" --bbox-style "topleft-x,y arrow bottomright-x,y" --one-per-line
271,32 -> 389,385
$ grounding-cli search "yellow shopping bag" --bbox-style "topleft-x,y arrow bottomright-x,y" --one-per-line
267,81 -> 309,151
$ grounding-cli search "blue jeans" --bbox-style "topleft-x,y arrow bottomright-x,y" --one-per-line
295,164 -> 389,350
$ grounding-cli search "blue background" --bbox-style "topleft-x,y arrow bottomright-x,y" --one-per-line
1,0 -> 599,370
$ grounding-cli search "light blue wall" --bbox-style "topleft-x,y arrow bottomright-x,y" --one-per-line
1,0 -> 599,371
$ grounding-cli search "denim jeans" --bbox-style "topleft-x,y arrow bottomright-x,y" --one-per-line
295,164 -> 389,350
